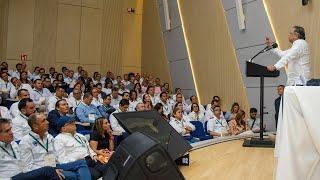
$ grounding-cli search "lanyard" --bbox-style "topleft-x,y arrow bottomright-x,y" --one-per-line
35,89 -> 43,96
216,119 -> 223,126
29,133 -> 49,153
0,144 -> 17,159
251,119 -> 256,130
74,135 -> 90,154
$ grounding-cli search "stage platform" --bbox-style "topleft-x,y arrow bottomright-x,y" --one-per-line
179,139 -> 275,180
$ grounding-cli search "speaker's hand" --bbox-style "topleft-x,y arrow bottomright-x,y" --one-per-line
267,65 -> 276,71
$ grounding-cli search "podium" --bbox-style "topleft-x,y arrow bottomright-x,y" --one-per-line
243,61 -> 280,148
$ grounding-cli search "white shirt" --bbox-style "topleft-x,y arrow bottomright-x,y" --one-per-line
47,95 -> 70,112
169,117 -> 195,136
129,99 -> 140,112
19,132 -> 55,172
111,96 -> 122,107
109,109 -> 126,133
186,104 -> 205,114
207,115 -> 229,135
101,88 -> 111,95
0,141 -> 24,179
91,97 -> 103,107
188,111 -> 206,124
68,96 -> 82,111
10,102 -> 20,118
12,113 -> 31,141
54,132 -> 96,164
272,39 -> 311,85
30,88 -> 52,105
9,84 -> 32,99
0,106 -> 12,119
159,100 -> 172,116
0,78 -> 13,93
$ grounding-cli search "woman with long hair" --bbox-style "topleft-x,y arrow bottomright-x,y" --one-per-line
224,102 -> 240,122
188,103 -> 206,124
89,117 -> 114,163
229,110 -> 252,136
142,94 -> 153,110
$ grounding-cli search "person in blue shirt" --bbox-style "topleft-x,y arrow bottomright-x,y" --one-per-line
75,92 -> 102,123
98,94 -> 116,119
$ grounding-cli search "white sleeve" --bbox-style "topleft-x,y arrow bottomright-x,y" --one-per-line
271,48 -> 288,58
186,119 -> 195,131
169,121 -> 186,135
274,43 -> 301,70
47,97 -> 55,112
1,107 -> 12,119
10,87 -> 17,99
109,114 -> 125,133
53,138 -> 74,164
10,104 -> 20,118
12,119 -> 23,141
207,119 -> 214,133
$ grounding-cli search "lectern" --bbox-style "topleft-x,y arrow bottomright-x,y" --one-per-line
243,61 -> 280,148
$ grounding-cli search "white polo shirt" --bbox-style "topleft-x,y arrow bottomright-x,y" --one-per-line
207,115 -> 229,135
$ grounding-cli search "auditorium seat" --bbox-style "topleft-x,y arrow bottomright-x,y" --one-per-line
190,121 -> 213,141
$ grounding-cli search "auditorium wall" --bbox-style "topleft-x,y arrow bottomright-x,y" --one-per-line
176,0 -> 249,112
263,0 -> 320,78
1,0 -> 143,76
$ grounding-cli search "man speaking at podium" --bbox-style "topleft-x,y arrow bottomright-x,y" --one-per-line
266,26 -> 311,86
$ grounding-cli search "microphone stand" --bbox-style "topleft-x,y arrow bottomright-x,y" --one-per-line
248,46 -> 273,62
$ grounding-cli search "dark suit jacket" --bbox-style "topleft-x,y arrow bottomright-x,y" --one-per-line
48,110 -> 62,137
274,96 -> 282,126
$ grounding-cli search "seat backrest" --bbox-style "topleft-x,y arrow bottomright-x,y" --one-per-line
204,121 -> 209,135
190,121 -> 206,137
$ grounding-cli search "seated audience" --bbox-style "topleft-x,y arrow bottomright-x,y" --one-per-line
154,103 -> 168,121
175,93 -> 188,112
188,103 -> 206,124
224,102 -> 240,122
206,95 -> 221,111
0,118 -> 62,180
247,108 -> 265,133
109,99 -> 129,134
133,83 -> 143,99
135,102 -> 146,111
158,92 -> 172,117
89,118 -> 114,164
48,99 -> 70,137
0,71 -> 13,95
143,94 -> 153,110
76,93 -> 102,123
205,99 -> 220,120
12,98 -> 36,141
30,79 -> 52,106
186,95 -> 205,114
98,94 -> 115,119
102,80 -> 113,95
207,105 -> 230,137
90,87 -> 103,107
68,88 -> 82,111
47,86 -> 69,112
19,113 -> 80,179
170,107 -> 196,143
128,90 -> 139,112
229,110 -> 253,136
10,77 -> 32,99
146,86 -> 157,105
10,89 -> 30,118
54,116 -> 108,180
43,77 -> 54,93
110,87 -> 122,107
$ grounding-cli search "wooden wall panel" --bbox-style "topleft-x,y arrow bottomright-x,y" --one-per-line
7,0 -> 35,61
100,0 -> 124,75
141,0 -> 172,84
264,0 -> 320,78
56,4 -> 81,63
177,0 -> 249,111
82,0 -> 104,9
59,0 -> 81,6
80,7 -> 102,68
0,0 -> 8,61
33,0 -> 58,69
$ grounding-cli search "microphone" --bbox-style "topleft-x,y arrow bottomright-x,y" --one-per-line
262,43 -> 278,52
248,42 -> 278,62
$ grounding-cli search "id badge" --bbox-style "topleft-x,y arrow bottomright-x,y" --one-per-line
88,114 -> 95,121
44,154 -> 56,167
